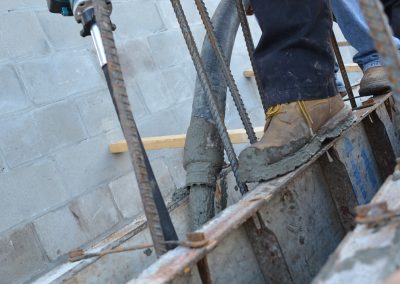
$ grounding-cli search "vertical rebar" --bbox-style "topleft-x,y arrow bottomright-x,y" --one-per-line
330,30 -> 357,108
194,0 -> 257,144
235,0 -> 267,111
94,0 -> 177,256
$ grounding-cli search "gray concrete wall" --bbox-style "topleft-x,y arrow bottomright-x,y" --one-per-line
0,0 -> 265,283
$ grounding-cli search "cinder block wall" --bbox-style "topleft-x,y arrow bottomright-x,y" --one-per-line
0,0 -> 264,283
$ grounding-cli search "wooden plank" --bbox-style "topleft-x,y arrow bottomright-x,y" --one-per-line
109,127 -> 265,153
337,41 -> 350,47
243,63 -> 362,78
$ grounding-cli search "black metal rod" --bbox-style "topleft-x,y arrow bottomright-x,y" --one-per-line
331,30 -> 357,108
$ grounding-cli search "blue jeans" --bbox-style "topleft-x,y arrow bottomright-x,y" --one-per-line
331,0 -> 400,71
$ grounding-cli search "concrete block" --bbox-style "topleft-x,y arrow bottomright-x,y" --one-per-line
0,159 -> 68,233
71,186 -> 121,236
156,0 -> 202,29
156,0 -> 219,29
109,157 -> 176,219
135,72 -> 174,113
34,186 -> 120,260
0,153 -> 6,174
109,172 -> 143,219
162,149 -> 186,189
53,133 -> 132,197
137,109 -> 181,137
0,65 -> 30,116
76,89 -> 120,136
147,29 -> 190,69
0,101 -> 87,167
36,10 -> 91,50
118,39 -> 157,80
170,97 -> 193,134
126,82 -> 150,120
150,157 -> 176,200
0,224 -> 48,284
0,11 -> 50,61
0,0 -> 46,12
17,51 -> 105,104
33,206 -> 88,261
161,64 -> 195,104
113,1 -> 165,40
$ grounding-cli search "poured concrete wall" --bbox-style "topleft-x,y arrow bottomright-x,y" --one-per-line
0,0 -> 266,283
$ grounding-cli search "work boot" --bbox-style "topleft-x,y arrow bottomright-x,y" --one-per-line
238,94 -> 354,182
359,66 -> 391,96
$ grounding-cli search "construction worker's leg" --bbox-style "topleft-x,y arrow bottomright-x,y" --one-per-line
238,0 -> 354,182
382,0 -> 400,37
331,0 -> 400,96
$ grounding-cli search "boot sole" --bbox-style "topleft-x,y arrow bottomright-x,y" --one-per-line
238,106 -> 355,183
359,79 -> 391,97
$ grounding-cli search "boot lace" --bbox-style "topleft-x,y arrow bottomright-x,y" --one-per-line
265,102 -> 315,135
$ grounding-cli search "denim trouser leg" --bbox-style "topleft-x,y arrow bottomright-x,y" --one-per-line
250,0 -> 336,108
331,0 -> 400,71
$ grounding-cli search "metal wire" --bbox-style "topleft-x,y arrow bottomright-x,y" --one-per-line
193,0 -> 257,144
358,0 -> 400,113
330,31 -> 357,108
93,0 -> 172,256
170,0 -> 248,194
235,0 -> 267,111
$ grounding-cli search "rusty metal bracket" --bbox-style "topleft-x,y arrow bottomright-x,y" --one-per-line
187,233 -> 212,284
355,201 -> 400,228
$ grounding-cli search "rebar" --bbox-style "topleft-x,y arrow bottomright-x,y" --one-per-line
235,0 -> 267,111
170,0 -> 248,194
93,0 -> 177,256
194,0 -> 257,144
358,0 -> 400,115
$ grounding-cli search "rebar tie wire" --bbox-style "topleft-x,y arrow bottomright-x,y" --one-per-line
170,0 -> 249,194
359,0 -> 400,127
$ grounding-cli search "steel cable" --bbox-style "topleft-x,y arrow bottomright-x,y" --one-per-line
194,0 -> 257,144
93,0 -> 176,256
170,0 -> 248,194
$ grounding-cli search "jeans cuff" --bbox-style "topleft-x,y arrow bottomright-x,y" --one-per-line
362,60 -> 382,72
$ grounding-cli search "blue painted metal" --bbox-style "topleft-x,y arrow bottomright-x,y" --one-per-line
335,125 -> 382,204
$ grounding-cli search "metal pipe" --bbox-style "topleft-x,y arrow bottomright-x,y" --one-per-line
90,24 -> 107,67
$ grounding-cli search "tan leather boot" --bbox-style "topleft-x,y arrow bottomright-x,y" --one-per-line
238,94 -> 354,182
359,66 -> 391,97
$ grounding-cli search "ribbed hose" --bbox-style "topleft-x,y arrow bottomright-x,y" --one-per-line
93,0 -> 175,256
359,0 -> 400,115
170,0 -> 248,195
194,0 -> 257,144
